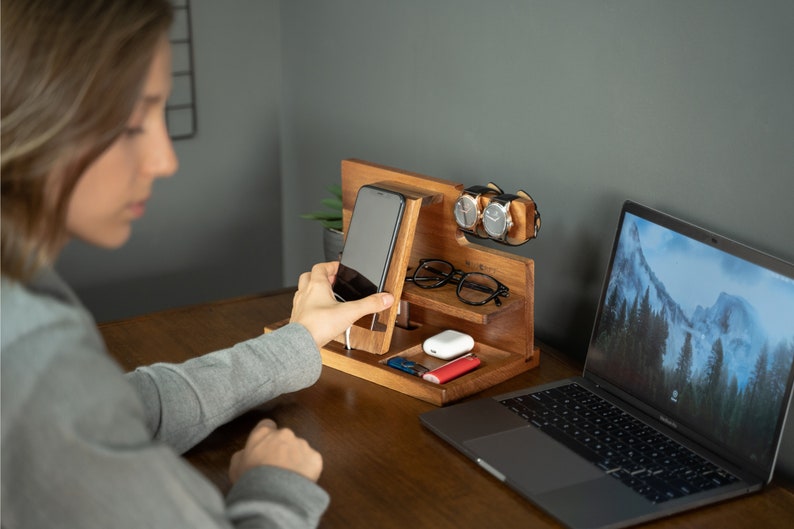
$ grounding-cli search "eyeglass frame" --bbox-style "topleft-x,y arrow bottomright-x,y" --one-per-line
405,258 -> 510,306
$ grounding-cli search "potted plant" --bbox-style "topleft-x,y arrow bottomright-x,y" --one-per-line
301,183 -> 344,261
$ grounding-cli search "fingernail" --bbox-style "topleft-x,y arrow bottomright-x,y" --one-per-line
382,293 -> 394,306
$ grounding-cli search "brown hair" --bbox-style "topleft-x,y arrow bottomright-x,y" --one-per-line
1,0 -> 173,281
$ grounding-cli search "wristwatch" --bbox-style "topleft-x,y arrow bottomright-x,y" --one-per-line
453,183 -> 503,234
481,193 -> 519,242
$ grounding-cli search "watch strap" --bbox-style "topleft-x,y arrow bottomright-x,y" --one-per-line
490,193 -> 520,205
462,184 -> 502,197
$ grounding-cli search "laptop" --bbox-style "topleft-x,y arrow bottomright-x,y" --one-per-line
421,200 -> 794,529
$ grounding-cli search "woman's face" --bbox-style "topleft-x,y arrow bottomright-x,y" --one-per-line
66,37 -> 178,248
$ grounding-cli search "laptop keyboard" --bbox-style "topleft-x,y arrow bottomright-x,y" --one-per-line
499,382 -> 738,504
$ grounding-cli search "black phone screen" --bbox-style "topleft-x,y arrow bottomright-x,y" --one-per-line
333,185 -> 405,305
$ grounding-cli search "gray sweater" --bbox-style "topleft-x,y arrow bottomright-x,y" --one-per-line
1,268 -> 330,528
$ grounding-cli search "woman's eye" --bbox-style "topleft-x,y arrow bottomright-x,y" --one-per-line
124,126 -> 144,137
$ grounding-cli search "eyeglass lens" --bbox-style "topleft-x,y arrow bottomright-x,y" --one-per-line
413,260 -> 506,306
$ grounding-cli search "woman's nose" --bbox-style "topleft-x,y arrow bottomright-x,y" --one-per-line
146,121 -> 179,179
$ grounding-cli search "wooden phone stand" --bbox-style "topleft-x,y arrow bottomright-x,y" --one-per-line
267,159 -> 540,405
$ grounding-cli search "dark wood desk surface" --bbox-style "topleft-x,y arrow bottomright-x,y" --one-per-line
99,290 -> 794,528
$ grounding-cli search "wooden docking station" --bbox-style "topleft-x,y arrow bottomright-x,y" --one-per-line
267,159 -> 540,405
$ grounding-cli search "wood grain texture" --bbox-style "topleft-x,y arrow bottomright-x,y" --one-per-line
100,290 -> 794,529
318,159 -> 539,404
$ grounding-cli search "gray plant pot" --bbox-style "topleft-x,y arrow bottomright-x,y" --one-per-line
323,228 -> 344,262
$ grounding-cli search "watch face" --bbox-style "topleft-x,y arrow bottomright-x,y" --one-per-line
454,195 -> 480,230
482,202 -> 509,238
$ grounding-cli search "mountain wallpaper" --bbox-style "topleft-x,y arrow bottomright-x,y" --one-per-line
589,214 -> 794,467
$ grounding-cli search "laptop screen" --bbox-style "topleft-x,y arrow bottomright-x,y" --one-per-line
586,202 -> 794,475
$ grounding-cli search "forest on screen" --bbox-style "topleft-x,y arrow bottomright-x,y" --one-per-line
592,219 -> 794,466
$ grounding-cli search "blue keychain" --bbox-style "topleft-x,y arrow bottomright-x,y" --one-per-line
386,356 -> 429,377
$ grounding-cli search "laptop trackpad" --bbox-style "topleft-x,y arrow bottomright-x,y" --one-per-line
464,426 -> 604,494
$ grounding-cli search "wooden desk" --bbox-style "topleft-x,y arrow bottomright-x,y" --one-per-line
99,290 -> 794,528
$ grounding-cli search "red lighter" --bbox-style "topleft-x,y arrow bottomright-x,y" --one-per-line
422,354 -> 481,384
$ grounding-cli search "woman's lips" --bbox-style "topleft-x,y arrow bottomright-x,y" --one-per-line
129,198 -> 148,219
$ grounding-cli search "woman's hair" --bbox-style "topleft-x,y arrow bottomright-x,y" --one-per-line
1,0 -> 173,282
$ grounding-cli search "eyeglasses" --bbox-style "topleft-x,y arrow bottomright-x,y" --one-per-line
406,259 -> 509,306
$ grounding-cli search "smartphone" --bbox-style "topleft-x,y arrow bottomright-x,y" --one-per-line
333,185 -> 405,326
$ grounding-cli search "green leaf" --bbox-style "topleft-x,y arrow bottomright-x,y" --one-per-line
302,182 -> 344,226
328,183 -> 343,200
323,219 -> 343,230
320,197 -> 343,212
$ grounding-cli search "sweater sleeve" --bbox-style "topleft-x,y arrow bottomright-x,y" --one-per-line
226,467 -> 330,529
124,323 -> 323,454
2,276 -> 329,529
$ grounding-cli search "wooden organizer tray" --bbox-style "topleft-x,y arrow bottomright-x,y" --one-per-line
266,159 -> 540,406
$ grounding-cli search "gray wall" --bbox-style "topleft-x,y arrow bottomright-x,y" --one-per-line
281,0 -> 794,360
280,0 -> 794,478
57,0 -> 284,320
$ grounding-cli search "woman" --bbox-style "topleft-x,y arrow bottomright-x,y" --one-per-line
0,1 -> 393,528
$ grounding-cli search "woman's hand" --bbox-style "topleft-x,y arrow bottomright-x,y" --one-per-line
229,419 -> 323,484
290,261 -> 394,349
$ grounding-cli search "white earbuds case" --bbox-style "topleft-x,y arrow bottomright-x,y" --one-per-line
422,330 -> 475,360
